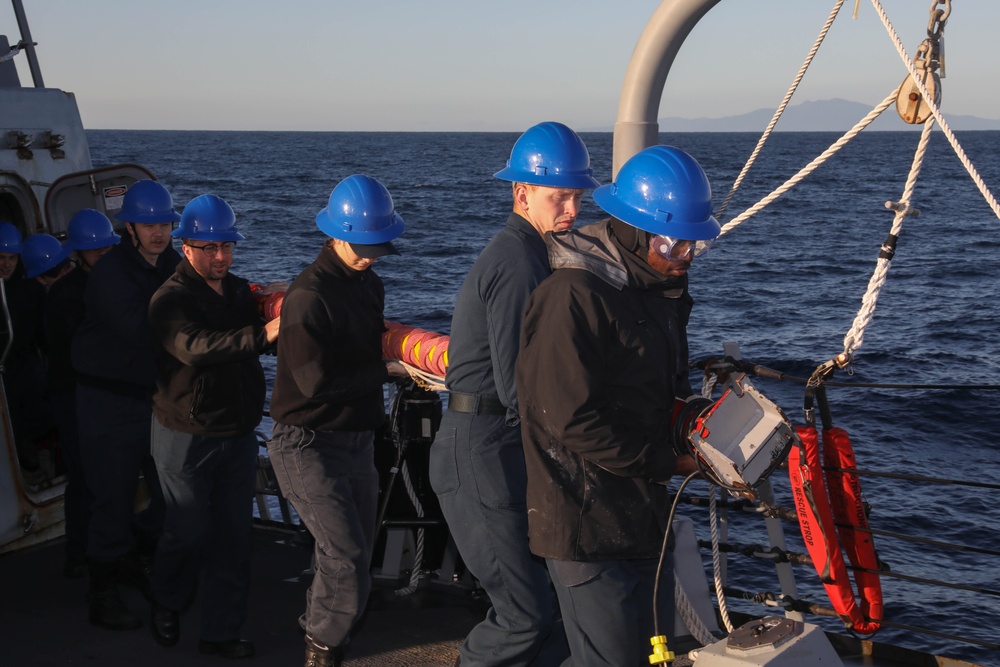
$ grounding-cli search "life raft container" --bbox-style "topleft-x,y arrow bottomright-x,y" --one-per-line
788,425 -> 883,635
382,321 -> 449,377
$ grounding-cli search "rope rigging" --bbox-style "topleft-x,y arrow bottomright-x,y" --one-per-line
715,0 -> 999,381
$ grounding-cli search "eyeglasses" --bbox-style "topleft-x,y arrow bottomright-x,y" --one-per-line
650,234 -> 713,260
186,242 -> 235,257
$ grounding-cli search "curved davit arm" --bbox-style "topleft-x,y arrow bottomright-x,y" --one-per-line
613,0 -> 723,177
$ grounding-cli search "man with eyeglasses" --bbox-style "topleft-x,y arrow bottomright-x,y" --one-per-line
72,179 -> 182,631
146,194 -> 279,659
515,146 -> 720,667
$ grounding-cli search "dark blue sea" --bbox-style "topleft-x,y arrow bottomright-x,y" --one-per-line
88,130 -> 1000,665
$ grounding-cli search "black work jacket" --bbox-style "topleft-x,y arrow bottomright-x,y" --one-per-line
516,219 -> 694,561
148,258 -> 268,437
269,246 -> 389,431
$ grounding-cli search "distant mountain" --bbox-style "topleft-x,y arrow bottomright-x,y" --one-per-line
655,98 -> 1000,132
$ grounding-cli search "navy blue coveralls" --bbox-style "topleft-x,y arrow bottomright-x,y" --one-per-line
72,238 -> 180,564
428,213 -> 569,667
43,265 -> 92,568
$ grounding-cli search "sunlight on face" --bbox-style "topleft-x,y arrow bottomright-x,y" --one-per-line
519,184 -> 583,235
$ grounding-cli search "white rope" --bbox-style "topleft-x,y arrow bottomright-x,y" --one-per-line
719,90 -> 898,239
393,458 -> 427,597
869,0 -> 1000,220
709,487 -> 735,633
716,0 -> 847,220
674,570 -> 718,646
0,44 -> 22,64
400,361 -> 445,393
842,120 -> 934,356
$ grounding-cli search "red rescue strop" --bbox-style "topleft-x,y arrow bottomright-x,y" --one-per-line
788,425 -> 883,635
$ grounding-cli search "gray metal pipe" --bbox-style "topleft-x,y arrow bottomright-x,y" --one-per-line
612,0 -> 722,177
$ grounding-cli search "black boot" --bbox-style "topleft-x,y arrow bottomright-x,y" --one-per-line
88,560 -> 142,630
119,550 -> 153,601
304,634 -> 343,667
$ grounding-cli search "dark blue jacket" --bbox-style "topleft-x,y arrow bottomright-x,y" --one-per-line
43,265 -> 88,394
71,238 -> 181,396
444,213 -> 549,417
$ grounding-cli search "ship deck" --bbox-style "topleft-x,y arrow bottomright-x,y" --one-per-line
0,525 -> 972,666
0,526 -> 490,666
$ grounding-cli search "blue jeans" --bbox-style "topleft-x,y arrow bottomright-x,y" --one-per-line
267,423 -> 379,649
547,556 -> 674,667
150,418 -> 258,641
77,384 -> 163,562
429,409 -> 568,667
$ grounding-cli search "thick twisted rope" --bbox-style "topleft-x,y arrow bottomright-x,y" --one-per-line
718,91 -> 898,239
709,488 -> 736,633
716,0 -> 847,220
842,120 -> 934,356
869,0 -> 1000,220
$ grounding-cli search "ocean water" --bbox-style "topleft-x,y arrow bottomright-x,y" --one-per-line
88,129 -> 1000,665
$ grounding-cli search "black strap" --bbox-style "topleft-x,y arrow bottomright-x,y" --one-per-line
448,392 -> 507,416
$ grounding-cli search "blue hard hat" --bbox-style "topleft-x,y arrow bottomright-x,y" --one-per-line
593,145 -> 721,241
113,179 -> 182,224
315,175 -> 405,246
493,122 -> 601,189
22,233 -> 71,278
172,194 -> 244,242
66,209 -> 120,251
0,222 -> 22,254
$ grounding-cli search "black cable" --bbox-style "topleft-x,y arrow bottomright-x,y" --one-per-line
653,472 -> 699,638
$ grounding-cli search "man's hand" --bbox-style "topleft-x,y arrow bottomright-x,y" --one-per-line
264,316 -> 280,344
674,453 -> 701,478
385,360 -> 408,378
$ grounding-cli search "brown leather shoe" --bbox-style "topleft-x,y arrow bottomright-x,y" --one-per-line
198,638 -> 256,659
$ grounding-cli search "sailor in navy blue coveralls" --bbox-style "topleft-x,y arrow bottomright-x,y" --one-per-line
428,122 -> 600,666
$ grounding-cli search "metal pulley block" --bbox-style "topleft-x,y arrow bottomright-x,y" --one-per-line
896,66 -> 940,124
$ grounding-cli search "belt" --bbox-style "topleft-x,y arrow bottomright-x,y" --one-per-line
448,392 -> 507,416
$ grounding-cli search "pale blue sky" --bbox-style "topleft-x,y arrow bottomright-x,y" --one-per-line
4,0 -> 997,131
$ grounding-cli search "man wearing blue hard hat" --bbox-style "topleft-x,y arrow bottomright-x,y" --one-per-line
268,175 -> 408,667
45,209 -> 120,578
516,146 -> 718,666
0,223 -> 51,487
146,194 -> 279,659
72,179 -> 182,631
429,121 -> 600,667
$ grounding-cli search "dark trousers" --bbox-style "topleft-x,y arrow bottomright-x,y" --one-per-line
267,423 -> 379,649
547,556 -> 674,667
50,388 -> 92,565
429,409 -> 568,667
78,384 -> 163,562
150,418 -> 258,641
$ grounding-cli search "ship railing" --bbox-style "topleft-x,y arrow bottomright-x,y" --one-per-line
670,457 -> 1000,657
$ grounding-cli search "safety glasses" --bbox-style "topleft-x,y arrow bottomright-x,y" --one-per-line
650,234 -> 713,260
